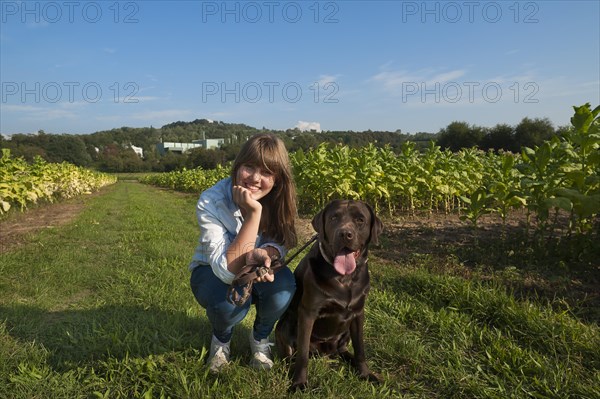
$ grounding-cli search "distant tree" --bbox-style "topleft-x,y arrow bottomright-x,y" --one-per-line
410,131 -> 433,140
120,148 -> 146,172
514,117 -> 555,149
0,136 -> 48,161
141,147 -> 161,172
44,134 -> 92,166
160,151 -> 186,172
288,134 -> 320,152
555,125 -> 573,138
186,148 -> 226,169
16,145 -> 47,161
436,121 -> 484,151
481,123 -> 518,152
220,143 -> 243,161
3,133 -> 51,159
97,144 -> 124,172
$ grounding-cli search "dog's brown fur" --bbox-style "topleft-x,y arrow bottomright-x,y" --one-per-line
275,199 -> 383,391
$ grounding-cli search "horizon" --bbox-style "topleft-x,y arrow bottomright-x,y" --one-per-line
0,113 -> 564,139
1,1 -> 599,135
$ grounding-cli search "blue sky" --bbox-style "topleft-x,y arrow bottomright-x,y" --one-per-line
1,0 -> 599,135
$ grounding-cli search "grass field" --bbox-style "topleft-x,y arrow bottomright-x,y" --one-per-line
1,181 -> 598,398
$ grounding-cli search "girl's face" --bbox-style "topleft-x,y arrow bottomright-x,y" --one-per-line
235,163 -> 276,201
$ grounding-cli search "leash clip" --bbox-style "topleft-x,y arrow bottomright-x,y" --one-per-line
226,235 -> 318,307
256,266 -> 271,278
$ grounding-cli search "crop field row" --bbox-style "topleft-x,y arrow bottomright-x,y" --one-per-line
0,149 -> 116,215
142,104 -> 600,238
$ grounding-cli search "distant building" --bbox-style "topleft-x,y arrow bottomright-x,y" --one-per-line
199,138 -> 225,149
156,138 -> 225,155
130,145 -> 144,158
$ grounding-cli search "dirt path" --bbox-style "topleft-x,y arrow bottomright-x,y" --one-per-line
0,187 -> 111,253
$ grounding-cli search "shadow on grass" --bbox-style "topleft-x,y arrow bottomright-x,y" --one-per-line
0,304 -> 212,371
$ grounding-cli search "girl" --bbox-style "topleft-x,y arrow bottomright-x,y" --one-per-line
189,133 -> 297,373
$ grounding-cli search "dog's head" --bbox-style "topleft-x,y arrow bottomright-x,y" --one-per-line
312,200 -> 383,275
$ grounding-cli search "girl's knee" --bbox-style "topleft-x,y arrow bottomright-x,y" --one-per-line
276,267 -> 296,290
209,300 -> 250,328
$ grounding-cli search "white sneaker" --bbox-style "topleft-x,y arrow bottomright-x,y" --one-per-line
249,332 -> 274,370
208,335 -> 230,373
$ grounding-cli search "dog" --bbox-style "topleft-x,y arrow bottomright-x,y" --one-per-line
275,199 -> 383,391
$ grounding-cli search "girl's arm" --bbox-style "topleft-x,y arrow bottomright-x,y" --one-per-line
226,208 -> 261,274
226,185 -> 263,275
196,185 -> 276,284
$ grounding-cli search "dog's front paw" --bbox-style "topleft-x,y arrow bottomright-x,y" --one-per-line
362,371 -> 381,383
353,361 -> 381,383
288,381 -> 308,392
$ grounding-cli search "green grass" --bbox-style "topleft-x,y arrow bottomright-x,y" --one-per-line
1,181 -> 598,398
113,172 -> 153,182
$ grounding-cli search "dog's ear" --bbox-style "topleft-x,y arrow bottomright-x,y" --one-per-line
311,207 -> 325,235
366,203 -> 383,245
312,200 -> 337,235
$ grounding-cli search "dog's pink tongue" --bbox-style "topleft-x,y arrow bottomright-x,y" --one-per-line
333,248 -> 356,275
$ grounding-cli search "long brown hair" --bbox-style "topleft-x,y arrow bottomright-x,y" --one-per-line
232,134 -> 298,248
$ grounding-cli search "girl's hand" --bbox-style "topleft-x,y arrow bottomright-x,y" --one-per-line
233,185 -> 262,214
246,248 -> 275,283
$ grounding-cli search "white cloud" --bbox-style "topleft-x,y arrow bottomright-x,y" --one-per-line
370,67 -> 466,92
1,104 -> 78,120
111,95 -> 160,103
317,74 -> 341,86
207,111 -> 233,119
370,69 -> 419,91
131,109 -> 194,122
535,78 -> 600,99
94,115 -> 123,123
295,121 -> 321,132
1,104 -> 44,112
309,74 -> 342,103
430,70 -> 466,84
486,71 -> 537,85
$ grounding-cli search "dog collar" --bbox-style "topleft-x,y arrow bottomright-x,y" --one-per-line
319,242 -> 334,265
319,242 -> 369,267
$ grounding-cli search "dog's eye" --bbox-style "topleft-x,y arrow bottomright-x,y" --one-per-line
355,217 -> 365,225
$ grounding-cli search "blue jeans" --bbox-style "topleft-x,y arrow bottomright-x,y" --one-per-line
190,265 -> 296,343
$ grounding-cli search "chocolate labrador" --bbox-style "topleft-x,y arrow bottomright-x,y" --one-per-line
275,199 -> 383,391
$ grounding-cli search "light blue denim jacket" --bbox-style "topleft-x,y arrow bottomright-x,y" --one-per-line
189,177 -> 287,284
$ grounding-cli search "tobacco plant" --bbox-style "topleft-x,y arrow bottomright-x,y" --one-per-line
0,149 -> 116,215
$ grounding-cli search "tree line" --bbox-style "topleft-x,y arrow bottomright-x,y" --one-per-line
437,117 -> 566,152
0,116 -> 565,173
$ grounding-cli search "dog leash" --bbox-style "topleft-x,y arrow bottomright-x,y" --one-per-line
227,234 -> 318,306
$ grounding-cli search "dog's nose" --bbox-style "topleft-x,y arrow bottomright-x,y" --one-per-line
339,229 -> 354,241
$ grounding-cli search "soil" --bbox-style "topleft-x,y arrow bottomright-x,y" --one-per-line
0,188 -> 107,253
295,209 -> 600,323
